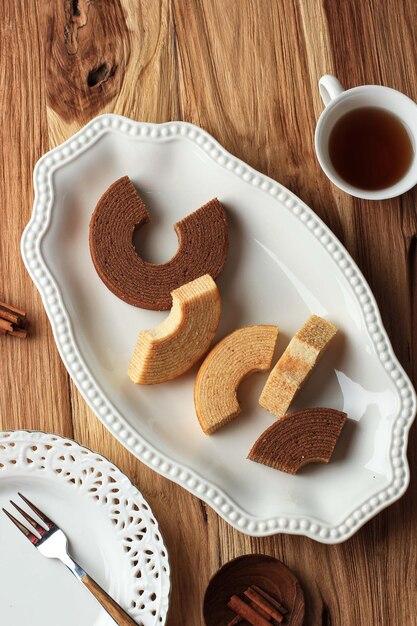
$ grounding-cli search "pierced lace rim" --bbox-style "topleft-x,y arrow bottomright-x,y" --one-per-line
0,429 -> 170,624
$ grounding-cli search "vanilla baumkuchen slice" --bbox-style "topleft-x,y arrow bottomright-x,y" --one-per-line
259,315 -> 337,419
248,407 -> 347,474
89,176 -> 228,310
194,325 -> 278,435
128,275 -> 221,384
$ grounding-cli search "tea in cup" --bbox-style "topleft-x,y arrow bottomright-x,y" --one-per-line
315,75 -> 417,200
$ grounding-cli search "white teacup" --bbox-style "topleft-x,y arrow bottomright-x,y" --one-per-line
315,75 -> 417,200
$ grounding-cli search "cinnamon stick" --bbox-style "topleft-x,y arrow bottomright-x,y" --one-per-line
8,328 -> 28,339
0,318 -> 13,333
227,595 -> 271,626
251,586 -> 288,615
248,601 -> 271,621
244,588 -> 283,623
227,600 -> 271,625
0,309 -> 19,324
0,300 -> 26,319
0,300 -> 28,339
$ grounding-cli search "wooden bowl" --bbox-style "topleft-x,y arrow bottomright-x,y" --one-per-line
203,554 -> 305,626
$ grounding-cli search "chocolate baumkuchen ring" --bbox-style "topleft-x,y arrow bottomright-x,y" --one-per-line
248,407 -> 347,474
89,176 -> 229,310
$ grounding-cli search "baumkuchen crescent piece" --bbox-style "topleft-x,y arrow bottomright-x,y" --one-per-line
89,176 -> 229,310
194,325 -> 279,435
248,407 -> 347,474
128,274 -> 221,384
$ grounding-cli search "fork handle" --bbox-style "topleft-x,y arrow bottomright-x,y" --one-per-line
81,574 -> 138,625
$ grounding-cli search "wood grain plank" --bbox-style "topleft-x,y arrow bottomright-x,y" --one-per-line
0,0 -> 73,437
43,0 -> 181,147
322,4 -> 417,626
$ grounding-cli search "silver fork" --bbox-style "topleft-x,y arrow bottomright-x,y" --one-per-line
3,493 -> 137,626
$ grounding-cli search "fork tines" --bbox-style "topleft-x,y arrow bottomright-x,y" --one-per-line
17,493 -> 55,529
2,493 -> 55,545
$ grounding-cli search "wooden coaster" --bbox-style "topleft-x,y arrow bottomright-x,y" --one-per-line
203,554 -> 305,626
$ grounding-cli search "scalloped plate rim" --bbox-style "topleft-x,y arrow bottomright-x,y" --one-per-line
21,113 -> 416,544
0,428 -> 170,625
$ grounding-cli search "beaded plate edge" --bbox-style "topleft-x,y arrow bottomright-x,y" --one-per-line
21,114 -> 416,543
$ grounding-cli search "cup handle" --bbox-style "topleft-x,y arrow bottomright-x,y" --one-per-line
319,75 -> 344,106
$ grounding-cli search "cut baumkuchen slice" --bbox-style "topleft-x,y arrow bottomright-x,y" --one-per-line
128,275 -> 221,384
89,176 -> 228,310
248,407 -> 347,474
194,325 -> 278,435
259,315 -> 337,418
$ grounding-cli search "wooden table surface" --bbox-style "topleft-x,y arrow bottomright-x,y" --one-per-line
1,2 -> 416,624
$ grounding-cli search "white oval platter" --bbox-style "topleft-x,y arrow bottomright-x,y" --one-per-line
0,430 -> 170,625
21,115 -> 416,543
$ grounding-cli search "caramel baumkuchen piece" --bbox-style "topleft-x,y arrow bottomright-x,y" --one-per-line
128,275 -> 221,384
259,315 -> 337,418
248,407 -> 347,474
89,176 -> 228,310
194,325 -> 278,435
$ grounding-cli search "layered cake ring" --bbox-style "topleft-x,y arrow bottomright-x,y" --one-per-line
89,176 -> 228,310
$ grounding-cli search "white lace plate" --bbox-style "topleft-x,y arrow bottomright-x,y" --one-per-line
21,115 -> 416,543
0,430 -> 170,626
